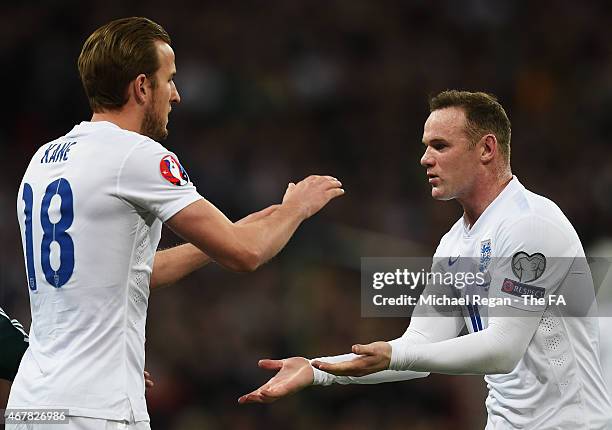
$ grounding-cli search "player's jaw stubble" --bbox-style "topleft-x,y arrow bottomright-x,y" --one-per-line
141,100 -> 168,142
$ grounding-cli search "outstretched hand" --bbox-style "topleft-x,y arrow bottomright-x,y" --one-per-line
238,357 -> 313,404
311,341 -> 391,377
282,175 -> 344,219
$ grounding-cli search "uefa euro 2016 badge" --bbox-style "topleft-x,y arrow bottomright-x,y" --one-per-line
479,239 -> 492,272
160,154 -> 190,186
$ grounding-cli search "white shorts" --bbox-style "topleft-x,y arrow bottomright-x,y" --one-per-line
5,416 -> 151,430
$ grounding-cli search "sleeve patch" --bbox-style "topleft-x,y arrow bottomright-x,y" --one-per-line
511,251 -> 546,282
160,154 -> 190,186
501,278 -> 545,299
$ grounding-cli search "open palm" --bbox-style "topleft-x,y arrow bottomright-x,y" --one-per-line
238,357 -> 313,404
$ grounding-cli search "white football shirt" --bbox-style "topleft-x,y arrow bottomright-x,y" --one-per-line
433,176 -> 612,429
314,177 -> 612,429
10,121 -> 203,421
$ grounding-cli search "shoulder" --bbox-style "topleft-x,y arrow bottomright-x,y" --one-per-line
500,184 -> 577,236
114,132 -> 185,180
495,188 -> 581,257
120,133 -> 177,160
70,122 -> 165,157
512,185 -> 570,222
117,136 -> 193,191
29,136 -> 65,160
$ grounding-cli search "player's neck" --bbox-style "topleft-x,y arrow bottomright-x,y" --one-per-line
91,109 -> 144,136
460,171 -> 513,229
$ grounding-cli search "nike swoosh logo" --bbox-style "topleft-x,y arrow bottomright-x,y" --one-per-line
448,256 -> 460,266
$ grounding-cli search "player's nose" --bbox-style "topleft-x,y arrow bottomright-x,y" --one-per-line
171,83 -> 181,104
420,148 -> 435,167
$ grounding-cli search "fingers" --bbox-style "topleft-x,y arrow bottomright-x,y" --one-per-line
144,370 -> 154,389
352,343 -> 372,355
322,177 -> 342,189
282,182 -> 296,204
311,359 -> 343,373
326,187 -> 345,200
238,388 -> 279,405
239,357 -> 311,405
282,175 -> 344,217
311,359 -> 349,375
259,388 -> 280,403
297,175 -> 342,188
258,359 -> 284,371
238,391 -> 263,404
238,391 -> 258,404
311,356 -> 377,377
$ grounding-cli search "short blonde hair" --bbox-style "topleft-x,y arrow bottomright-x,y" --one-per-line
78,17 -> 171,112
429,90 -> 511,163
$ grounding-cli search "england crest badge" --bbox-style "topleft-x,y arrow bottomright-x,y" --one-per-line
479,239 -> 492,272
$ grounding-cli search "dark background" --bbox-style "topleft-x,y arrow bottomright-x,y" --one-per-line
1,1 -> 612,429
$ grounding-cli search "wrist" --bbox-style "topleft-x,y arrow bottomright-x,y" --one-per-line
281,200 -> 309,221
309,359 -> 335,386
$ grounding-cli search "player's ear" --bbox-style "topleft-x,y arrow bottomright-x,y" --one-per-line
132,74 -> 148,105
480,134 -> 497,164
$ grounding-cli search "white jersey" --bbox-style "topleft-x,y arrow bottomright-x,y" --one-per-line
435,177 -> 612,429
10,121 -> 202,422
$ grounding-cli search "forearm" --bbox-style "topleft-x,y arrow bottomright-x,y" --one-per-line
152,205 -> 284,288
230,202 -> 306,270
165,200 -> 302,273
150,243 -> 212,289
166,175 -> 342,272
390,315 -> 540,375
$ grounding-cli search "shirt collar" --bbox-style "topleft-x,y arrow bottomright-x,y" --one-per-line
462,175 -> 523,235
66,120 -> 122,138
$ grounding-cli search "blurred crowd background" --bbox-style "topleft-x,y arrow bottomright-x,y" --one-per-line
1,1 -> 612,429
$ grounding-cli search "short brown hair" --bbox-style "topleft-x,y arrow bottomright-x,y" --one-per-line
429,90 -> 511,163
78,17 -> 171,112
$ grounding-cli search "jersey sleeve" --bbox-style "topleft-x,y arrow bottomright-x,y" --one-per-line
312,258 -> 465,386
389,307 -> 541,375
116,140 -> 204,222
0,308 -> 29,381
487,214 -> 579,312
388,215 -> 581,375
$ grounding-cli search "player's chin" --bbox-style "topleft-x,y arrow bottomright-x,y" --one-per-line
430,186 -> 444,199
431,187 -> 451,201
